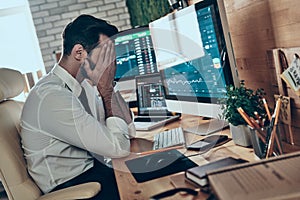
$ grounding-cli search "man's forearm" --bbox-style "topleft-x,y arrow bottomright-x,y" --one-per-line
113,91 -> 132,123
97,82 -> 114,118
98,85 -> 132,124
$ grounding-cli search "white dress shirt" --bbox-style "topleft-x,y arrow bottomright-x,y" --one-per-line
20,64 -> 135,193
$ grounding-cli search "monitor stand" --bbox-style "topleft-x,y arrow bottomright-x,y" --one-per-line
183,118 -> 229,136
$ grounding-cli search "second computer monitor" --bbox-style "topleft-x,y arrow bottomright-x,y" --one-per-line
114,26 -> 158,104
136,73 -> 168,115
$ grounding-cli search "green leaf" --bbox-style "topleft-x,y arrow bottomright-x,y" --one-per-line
219,81 -> 267,126
126,0 -> 170,27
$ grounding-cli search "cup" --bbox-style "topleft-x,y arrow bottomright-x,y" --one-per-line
249,127 -> 265,159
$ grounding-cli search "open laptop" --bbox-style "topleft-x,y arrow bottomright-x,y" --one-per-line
134,73 -> 180,131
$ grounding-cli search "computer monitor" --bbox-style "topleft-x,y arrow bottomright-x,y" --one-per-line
135,73 -> 168,115
149,0 -> 239,120
113,26 -> 158,105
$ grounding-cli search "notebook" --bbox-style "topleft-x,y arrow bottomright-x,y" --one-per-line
134,73 -> 180,131
185,157 -> 247,187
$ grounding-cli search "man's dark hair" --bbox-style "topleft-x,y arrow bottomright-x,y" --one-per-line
62,14 -> 118,55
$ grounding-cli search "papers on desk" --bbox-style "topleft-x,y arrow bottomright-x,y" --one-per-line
208,151 -> 300,200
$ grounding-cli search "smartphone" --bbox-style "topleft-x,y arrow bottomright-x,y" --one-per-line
186,135 -> 229,151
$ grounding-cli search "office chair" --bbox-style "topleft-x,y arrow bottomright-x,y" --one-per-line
0,68 -> 101,200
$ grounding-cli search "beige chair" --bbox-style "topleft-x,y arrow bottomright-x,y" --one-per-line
0,68 -> 101,200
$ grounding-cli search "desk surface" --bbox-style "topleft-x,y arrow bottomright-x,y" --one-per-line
112,115 -> 258,200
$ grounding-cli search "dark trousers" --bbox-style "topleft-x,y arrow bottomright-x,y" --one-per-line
52,159 -> 120,200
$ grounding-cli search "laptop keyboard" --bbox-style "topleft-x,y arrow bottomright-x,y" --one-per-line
153,127 -> 185,150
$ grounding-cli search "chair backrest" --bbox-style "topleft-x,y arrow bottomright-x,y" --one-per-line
0,68 -> 42,200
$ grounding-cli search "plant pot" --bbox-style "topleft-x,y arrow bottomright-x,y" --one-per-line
229,124 -> 252,147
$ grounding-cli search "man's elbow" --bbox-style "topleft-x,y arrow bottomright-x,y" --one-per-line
110,150 -> 131,158
108,140 -> 131,158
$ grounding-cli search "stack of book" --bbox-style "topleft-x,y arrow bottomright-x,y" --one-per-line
185,157 -> 247,187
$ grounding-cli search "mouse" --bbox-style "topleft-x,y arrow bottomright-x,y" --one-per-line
145,151 -> 180,170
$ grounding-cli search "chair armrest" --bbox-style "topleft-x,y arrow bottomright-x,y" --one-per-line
38,182 -> 101,200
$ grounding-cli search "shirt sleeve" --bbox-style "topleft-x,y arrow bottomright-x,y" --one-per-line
128,111 -> 136,138
39,89 -> 131,158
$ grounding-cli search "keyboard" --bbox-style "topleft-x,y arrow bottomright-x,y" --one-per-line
183,119 -> 229,136
153,127 -> 185,150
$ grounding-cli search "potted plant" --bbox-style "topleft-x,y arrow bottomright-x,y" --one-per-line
219,80 -> 267,146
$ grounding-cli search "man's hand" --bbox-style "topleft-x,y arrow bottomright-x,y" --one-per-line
81,38 -> 116,96
79,35 -> 132,124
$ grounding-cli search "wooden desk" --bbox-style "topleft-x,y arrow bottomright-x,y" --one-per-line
112,115 -> 258,200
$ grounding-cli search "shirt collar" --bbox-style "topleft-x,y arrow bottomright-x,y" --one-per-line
52,64 -> 82,97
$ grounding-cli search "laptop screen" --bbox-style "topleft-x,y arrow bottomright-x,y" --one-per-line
135,73 -> 169,116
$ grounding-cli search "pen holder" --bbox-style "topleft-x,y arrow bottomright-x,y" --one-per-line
249,127 -> 265,159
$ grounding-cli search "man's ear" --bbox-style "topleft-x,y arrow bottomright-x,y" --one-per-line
71,44 -> 85,61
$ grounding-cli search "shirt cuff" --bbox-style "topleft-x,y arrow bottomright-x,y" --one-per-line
128,122 -> 136,138
106,117 -> 128,132
106,117 -> 134,139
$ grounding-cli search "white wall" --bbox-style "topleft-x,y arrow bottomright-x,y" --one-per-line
0,0 -> 45,74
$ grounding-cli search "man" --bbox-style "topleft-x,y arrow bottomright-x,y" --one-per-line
20,15 -> 135,199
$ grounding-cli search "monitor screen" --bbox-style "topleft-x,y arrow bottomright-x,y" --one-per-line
113,26 -> 158,104
135,73 -> 168,115
149,0 -> 239,119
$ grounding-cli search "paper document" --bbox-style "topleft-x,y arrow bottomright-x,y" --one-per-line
208,152 -> 300,200
280,55 -> 300,93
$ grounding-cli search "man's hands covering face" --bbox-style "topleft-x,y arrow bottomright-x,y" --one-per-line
79,36 -> 132,124
82,38 -> 116,97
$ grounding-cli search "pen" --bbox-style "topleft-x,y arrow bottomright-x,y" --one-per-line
263,118 -> 275,158
254,111 -> 264,127
249,117 -> 266,143
262,98 -> 272,121
265,97 -> 281,158
237,107 -> 254,128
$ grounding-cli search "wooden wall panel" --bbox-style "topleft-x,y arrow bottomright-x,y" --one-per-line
224,0 -> 275,105
267,1 -> 300,145
273,25 -> 300,47
225,1 -> 274,128
269,0 -> 300,47
224,0 -> 300,147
